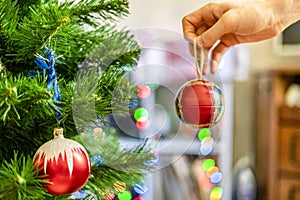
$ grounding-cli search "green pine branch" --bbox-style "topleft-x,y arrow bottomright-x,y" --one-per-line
0,0 -> 154,199
10,1 -> 80,63
0,71 -> 57,161
0,0 -> 19,67
0,72 -> 55,124
0,152 -> 73,200
85,165 -> 144,198
0,56 -> 139,162
77,127 -> 155,198
69,0 -> 130,27
0,130 -> 154,199
0,0 -> 138,81
73,61 -> 138,130
0,152 -> 50,200
81,127 -> 154,173
0,0 -> 19,37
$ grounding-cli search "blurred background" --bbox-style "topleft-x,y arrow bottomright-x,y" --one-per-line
116,0 -> 300,199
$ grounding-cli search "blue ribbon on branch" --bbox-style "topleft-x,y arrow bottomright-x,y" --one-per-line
33,47 -> 62,121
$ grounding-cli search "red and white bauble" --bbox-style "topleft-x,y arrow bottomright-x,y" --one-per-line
33,128 -> 91,195
175,79 -> 225,128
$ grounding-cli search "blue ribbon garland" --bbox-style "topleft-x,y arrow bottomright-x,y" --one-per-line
33,47 -> 62,121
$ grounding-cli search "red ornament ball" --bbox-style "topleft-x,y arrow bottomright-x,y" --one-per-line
33,128 -> 91,195
175,79 -> 224,128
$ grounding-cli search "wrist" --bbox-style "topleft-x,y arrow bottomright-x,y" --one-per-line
268,0 -> 300,28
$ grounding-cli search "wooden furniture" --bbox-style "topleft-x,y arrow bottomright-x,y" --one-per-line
255,68 -> 300,200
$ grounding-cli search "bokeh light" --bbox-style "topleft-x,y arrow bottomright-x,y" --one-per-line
136,118 -> 150,130
200,140 -> 214,156
198,128 -> 211,141
134,183 -> 148,194
117,190 -> 132,200
134,108 -> 149,121
146,83 -> 160,91
138,85 -> 151,99
202,158 -> 216,171
113,181 -> 126,192
146,148 -> 159,165
103,189 -> 115,200
133,197 -> 144,200
206,166 -> 219,178
210,187 -> 223,200
210,172 -> 223,184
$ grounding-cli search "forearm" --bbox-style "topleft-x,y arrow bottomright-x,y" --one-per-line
266,0 -> 300,27
230,0 -> 300,30
268,0 -> 300,9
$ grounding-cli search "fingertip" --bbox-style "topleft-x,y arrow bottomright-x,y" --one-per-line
202,64 -> 208,76
211,60 -> 219,74
210,41 -> 229,65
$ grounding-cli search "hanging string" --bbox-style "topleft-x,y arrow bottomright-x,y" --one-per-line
34,47 -> 62,122
194,37 -> 205,79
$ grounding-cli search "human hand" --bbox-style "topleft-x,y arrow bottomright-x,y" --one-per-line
182,1 -> 300,75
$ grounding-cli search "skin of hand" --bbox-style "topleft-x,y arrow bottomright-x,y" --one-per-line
182,0 -> 300,75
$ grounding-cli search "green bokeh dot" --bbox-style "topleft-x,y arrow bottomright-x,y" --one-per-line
202,158 -> 216,171
198,128 -> 211,141
134,107 -> 149,121
210,187 -> 223,199
211,186 -> 223,192
147,83 -> 160,91
117,190 -> 132,200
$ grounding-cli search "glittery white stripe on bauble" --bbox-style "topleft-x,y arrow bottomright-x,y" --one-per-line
34,134 -> 90,176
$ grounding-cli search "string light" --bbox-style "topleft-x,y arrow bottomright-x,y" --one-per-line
198,128 -> 223,200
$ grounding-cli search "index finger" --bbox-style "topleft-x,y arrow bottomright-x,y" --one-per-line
182,2 -> 233,42
182,8 -> 207,42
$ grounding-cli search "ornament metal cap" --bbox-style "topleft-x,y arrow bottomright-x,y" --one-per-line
54,127 -> 64,138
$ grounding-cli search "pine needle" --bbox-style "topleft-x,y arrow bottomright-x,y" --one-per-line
0,152 -> 50,200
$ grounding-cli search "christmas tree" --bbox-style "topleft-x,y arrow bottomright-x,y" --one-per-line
0,0 -> 153,199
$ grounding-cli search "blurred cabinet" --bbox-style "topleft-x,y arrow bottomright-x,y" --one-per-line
279,179 -> 300,200
255,68 -> 300,200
